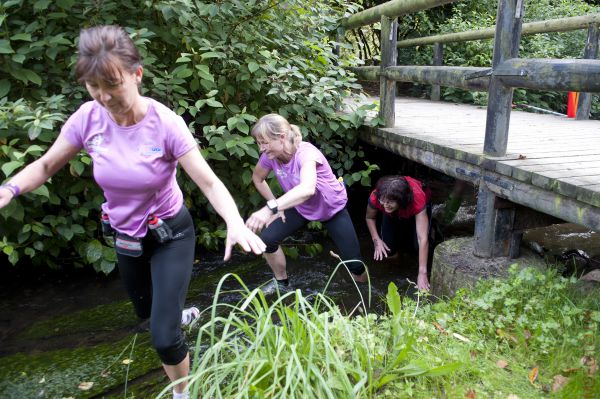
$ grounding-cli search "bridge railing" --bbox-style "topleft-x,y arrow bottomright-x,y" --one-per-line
342,1 -> 600,132
340,0 -> 600,257
396,13 -> 600,119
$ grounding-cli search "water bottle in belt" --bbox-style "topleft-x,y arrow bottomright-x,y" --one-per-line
100,212 -> 115,245
147,214 -> 173,243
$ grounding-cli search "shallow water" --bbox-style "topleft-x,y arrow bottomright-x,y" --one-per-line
2,171 -> 599,397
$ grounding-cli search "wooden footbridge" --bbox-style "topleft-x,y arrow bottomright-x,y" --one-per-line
340,0 -> 600,258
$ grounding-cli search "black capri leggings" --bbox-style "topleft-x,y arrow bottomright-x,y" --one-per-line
116,206 -> 195,365
380,204 -> 432,256
261,207 -> 364,275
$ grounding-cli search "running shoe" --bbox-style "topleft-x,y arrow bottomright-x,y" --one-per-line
181,306 -> 199,326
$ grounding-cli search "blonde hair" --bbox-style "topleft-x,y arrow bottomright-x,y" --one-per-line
251,114 -> 302,152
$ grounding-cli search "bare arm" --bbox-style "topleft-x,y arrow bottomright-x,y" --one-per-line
178,148 -> 265,260
365,205 -> 390,261
246,160 -> 317,233
415,209 -> 430,291
0,135 -> 79,208
251,164 -> 275,200
365,205 -> 379,241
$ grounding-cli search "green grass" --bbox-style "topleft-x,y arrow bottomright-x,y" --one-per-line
158,264 -> 599,399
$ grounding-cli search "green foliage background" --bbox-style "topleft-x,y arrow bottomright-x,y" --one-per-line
0,0 -> 376,272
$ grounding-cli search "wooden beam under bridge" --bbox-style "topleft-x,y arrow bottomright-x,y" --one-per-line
360,125 -> 600,233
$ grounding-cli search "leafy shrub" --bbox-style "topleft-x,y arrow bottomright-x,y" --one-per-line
0,0 -> 376,272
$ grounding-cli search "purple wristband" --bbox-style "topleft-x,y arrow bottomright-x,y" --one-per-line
1,182 -> 20,197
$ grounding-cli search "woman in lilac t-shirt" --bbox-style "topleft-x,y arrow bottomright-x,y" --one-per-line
0,25 -> 265,399
246,114 -> 367,289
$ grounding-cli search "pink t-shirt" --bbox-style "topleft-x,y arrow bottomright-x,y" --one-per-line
62,98 -> 197,237
258,141 -> 346,221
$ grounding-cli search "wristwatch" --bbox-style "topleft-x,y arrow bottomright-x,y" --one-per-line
266,199 -> 278,214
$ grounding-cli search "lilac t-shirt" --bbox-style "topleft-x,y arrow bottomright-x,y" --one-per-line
62,98 -> 197,237
258,141 -> 347,221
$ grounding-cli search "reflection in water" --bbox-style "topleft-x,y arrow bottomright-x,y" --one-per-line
524,223 -> 600,258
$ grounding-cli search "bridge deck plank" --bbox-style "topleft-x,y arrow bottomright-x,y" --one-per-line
359,96 -> 600,216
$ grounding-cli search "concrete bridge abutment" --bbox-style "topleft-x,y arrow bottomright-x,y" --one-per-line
430,236 -> 547,297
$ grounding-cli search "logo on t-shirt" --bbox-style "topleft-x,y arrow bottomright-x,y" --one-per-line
139,143 -> 164,158
86,134 -> 105,154
275,169 -> 287,179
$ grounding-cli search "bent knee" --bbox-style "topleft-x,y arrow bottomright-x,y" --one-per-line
152,335 -> 188,365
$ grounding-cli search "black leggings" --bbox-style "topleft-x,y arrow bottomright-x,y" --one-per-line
380,204 -> 432,256
261,207 -> 364,275
116,206 -> 195,365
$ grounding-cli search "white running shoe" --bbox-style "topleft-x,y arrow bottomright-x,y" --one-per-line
181,306 -> 199,326
172,389 -> 190,399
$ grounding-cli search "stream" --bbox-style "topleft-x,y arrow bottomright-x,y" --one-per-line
1,170 -> 599,398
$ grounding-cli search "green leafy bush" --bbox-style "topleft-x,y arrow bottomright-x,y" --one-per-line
0,0 -> 376,272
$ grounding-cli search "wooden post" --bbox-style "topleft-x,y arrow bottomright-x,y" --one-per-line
430,42 -> 443,101
474,0 -> 525,258
576,23 -> 599,120
483,0 -> 524,156
380,16 -> 398,128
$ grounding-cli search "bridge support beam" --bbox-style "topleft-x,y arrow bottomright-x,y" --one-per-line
475,0 -> 525,258
380,16 -> 398,127
430,42 -> 443,101
577,23 -> 599,120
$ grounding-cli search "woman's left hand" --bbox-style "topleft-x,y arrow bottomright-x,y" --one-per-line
417,272 -> 430,291
246,207 -> 284,233
224,221 -> 266,261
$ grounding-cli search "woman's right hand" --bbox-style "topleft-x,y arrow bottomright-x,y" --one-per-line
223,221 -> 266,261
372,238 -> 390,261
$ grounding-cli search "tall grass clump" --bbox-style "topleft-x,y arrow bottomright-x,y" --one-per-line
156,265 -> 598,398
162,272 -> 456,398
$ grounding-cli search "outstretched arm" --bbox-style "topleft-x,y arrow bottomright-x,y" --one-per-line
0,135 -> 79,208
415,209 -> 430,291
178,148 -> 266,260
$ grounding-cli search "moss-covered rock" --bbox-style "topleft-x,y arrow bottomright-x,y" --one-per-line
430,237 -> 547,297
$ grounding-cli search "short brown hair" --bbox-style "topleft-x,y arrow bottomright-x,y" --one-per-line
75,25 -> 141,83
376,175 -> 413,209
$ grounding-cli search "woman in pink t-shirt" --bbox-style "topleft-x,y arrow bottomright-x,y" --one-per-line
246,114 -> 367,290
365,175 -> 431,291
0,25 -> 265,399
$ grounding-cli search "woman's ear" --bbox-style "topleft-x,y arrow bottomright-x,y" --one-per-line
135,66 -> 143,84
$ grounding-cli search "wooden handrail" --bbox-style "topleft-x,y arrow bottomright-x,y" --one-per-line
397,13 -> 600,47
340,0 -> 457,30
